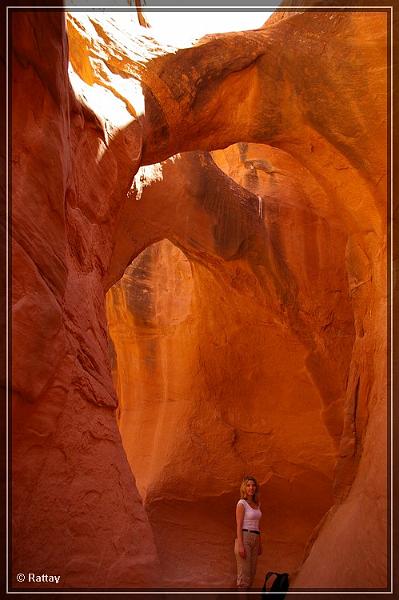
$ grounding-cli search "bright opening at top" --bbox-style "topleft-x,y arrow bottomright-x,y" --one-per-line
146,11 -> 272,41
111,9 -> 273,45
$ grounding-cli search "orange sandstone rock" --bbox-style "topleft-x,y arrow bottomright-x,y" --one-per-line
12,10 -> 157,588
12,6 -> 388,592
105,147 -> 352,586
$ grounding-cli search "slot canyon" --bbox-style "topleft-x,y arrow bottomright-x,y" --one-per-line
11,1 -> 389,593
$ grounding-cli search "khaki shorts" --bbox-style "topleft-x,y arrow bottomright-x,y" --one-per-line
234,530 -> 260,589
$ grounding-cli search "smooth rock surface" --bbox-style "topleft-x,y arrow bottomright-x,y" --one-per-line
12,6 -> 388,591
12,11 -> 158,588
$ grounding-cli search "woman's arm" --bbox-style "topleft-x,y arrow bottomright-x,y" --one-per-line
236,503 -> 246,558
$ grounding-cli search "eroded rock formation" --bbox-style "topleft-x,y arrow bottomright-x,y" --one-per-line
12,11 -> 157,588
12,5 -> 388,591
105,147 -> 353,586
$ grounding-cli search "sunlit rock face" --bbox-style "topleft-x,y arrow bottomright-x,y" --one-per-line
12,5 -> 387,592
105,144 -> 354,586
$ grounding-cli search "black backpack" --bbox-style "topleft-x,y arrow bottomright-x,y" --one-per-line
261,571 -> 289,598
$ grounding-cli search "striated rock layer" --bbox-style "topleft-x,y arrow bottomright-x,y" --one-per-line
12,5 -> 388,591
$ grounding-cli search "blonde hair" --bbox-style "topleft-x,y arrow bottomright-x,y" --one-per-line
240,475 -> 260,505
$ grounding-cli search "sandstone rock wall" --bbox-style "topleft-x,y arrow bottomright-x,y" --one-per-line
12,11 -> 158,588
12,6 -> 388,591
105,144 -> 354,586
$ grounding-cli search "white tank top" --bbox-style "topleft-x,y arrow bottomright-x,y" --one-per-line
237,498 -> 262,531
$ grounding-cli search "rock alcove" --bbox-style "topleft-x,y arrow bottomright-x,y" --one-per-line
11,4 -> 388,591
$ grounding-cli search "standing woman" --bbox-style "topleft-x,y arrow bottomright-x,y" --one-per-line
234,475 -> 262,591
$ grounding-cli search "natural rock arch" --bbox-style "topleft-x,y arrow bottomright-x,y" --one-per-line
11,6 -> 388,590
105,146 -> 353,586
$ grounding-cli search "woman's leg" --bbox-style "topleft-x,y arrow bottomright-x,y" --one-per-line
249,534 -> 260,587
234,535 -> 251,590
